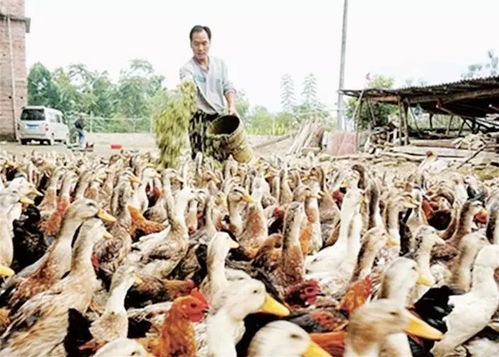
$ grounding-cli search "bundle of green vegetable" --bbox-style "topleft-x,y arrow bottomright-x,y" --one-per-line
154,81 -> 197,168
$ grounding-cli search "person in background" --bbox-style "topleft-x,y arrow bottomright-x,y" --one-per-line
74,115 -> 86,148
180,25 -> 237,159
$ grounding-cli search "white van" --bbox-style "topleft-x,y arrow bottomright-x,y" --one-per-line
17,106 -> 70,145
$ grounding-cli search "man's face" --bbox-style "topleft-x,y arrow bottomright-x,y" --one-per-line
191,30 -> 210,62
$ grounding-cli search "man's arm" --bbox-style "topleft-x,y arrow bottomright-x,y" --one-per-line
225,91 -> 236,115
222,61 -> 237,115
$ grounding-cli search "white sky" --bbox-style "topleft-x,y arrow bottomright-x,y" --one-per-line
26,0 -> 499,112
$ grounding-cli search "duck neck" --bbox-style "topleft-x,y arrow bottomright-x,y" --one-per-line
105,282 -> 131,314
383,202 -> 401,246
380,277 -> 413,307
452,205 -> 474,245
228,200 -> 243,234
337,201 -> 359,247
355,240 -> 380,280
486,210 -> 499,244
450,246 -> 479,291
69,236 -> 96,276
471,263 -> 498,297
414,246 -> 432,278
207,247 -> 229,294
207,312 -> 240,357
345,334 -> 381,357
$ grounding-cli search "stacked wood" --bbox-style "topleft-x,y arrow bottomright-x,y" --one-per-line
287,121 -> 325,155
363,123 -> 399,153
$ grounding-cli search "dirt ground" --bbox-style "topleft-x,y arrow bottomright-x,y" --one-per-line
0,133 -> 292,158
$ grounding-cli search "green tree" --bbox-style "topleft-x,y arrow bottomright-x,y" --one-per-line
115,59 -> 165,118
346,74 -> 397,129
280,74 -> 296,112
235,90 -> 250,119
27,63 -> 60,108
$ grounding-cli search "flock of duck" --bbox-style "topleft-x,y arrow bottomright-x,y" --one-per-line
0,149 -> 497,357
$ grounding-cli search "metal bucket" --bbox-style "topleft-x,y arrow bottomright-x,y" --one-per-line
207,115 -> 253,163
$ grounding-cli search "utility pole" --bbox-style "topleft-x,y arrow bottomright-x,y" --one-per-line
337,0 -> 348,131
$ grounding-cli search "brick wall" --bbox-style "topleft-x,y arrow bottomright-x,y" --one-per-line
0,0 -> 27,141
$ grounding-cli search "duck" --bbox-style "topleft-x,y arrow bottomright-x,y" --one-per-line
431,245 -> 499,357
248,320 -> 330,357
344,299 -> 443,357
200,232 -> 239,303
5,199 -> 116,311
306,188 -> 364,296
205,278 -> 290,357
407,225 -> 446,302
93,338 -> 150,357
134,186 -> 192,278
447,232 -> 490,292
0,191 -> 33,273
76,265 -> 142,352
0,217 -> 112,357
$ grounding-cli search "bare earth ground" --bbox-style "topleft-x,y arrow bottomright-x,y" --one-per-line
0,133 -> 292,158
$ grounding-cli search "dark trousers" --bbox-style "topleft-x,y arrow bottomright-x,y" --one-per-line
189,111 -> 218,159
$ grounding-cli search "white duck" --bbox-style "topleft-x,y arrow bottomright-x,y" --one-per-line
432,245 -> 499,357
248,320 -> 330,357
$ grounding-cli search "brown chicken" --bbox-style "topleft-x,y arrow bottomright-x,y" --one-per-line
141,289 -> 209,357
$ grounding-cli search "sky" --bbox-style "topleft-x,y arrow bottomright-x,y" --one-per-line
25,0 -> 499,112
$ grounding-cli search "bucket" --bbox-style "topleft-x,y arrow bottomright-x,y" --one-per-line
206,115 -> 253,163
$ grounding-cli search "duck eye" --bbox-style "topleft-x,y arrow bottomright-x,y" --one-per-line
252,289 -> 259,294
390,311 -> 398,317
290,333 -> 301,339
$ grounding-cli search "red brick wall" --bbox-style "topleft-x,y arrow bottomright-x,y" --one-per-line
0,0 -> 27,140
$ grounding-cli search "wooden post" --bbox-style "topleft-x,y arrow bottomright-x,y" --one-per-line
446,115 -> 454,135
398,99 -> 404,145
428,113 -> 434,130
457,117 -> 466,136
403,102 -> 409,145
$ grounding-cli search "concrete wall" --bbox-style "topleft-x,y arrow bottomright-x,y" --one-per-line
0,0 -> 28,140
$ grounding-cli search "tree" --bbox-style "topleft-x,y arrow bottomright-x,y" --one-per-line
346,74 -> 397,129
27,63 -> 60,108
280,74 -> 296,113
235,90 -> 250,119
462,50 -> 498,79
301,73 -> 318,108
115,59 -> 165,118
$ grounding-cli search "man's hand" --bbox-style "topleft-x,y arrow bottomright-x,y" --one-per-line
228,105 -> 237,116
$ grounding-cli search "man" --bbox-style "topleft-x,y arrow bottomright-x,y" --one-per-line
180,25 -> 236,158
74,115 -> 85,148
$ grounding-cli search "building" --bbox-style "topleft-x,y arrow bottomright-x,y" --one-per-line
0,0 -> 30,140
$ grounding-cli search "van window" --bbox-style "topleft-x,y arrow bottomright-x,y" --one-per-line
21,109 -> 45,121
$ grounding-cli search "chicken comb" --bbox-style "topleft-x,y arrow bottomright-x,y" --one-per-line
190,288 -> 209,308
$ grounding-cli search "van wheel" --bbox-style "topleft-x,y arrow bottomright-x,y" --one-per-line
63,134 -> 70,146
47,135 -> 55,146
20,139 -> 27,145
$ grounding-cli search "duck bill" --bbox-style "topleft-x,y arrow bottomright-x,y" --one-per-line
243,194 -> 254,203
260,295 -> 290,316
229,240 -> 240,249
416,274 -> 432,286
404,312 -> 443,340
0,265 -> 15,277
19,195 -> 34,205
304,341 -> 331,357
129,175 -> 141,184
103,230 -> 113,239
97,209 -> 117,223
33,189 -> 44,197
134,276 -> 143,285
387,236 -> 400,247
